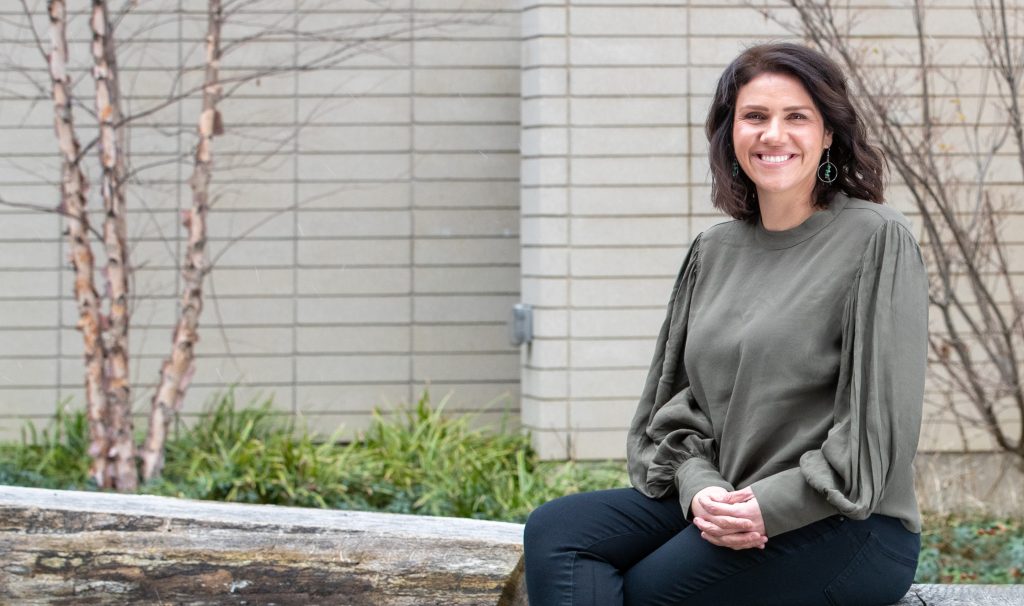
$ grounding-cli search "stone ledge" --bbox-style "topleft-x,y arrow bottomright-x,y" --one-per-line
1,485 -> 1021,605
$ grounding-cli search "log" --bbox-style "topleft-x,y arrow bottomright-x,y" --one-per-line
0,485 -> 526,605
1,485 -> 1020,605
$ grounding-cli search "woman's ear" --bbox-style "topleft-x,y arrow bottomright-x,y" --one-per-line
824,129 -> 834,149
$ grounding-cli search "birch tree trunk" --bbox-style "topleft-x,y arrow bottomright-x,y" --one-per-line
47,0 -> 110,487
141,0 -> 223,481
89,0 -> 136,491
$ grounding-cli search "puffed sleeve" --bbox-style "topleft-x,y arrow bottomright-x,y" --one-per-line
627,233 -> 735,518
750,220 -> 928,537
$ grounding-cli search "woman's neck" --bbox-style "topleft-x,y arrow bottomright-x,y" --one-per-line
757,192 -> 817,232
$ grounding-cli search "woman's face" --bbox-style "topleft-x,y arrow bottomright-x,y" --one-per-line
732,72 -> 832,206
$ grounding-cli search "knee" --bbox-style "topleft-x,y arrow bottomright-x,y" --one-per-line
524,495 -> 575,552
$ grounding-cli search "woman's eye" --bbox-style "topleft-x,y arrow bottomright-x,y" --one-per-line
744,113 -> 764,120
789,113 -> 807,120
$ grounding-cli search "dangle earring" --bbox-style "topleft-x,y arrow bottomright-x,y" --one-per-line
732,159 -> 739,177
817,147 -> 838,184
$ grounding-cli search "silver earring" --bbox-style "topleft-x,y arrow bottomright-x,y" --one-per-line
732,159 -> 739,177
817,148 -> 838,184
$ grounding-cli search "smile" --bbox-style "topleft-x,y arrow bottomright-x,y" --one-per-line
756,154 -> 796,164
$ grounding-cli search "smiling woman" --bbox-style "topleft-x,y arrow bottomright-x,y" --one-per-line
523,43 -> 928,606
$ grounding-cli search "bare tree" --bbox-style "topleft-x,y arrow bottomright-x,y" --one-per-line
761,1 -> 1024,467
9,0 -> 479,490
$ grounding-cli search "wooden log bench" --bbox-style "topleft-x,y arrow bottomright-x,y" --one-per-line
0,485 -> 1020,605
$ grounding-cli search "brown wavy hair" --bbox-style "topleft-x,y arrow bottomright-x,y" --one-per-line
705,42 -> 886,222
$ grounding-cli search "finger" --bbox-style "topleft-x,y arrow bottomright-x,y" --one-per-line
701,499 -> 747,517
693,517 -> 740,537
714,488 -> 754,504
702,530 -> 767,550
695,514 -> 754,533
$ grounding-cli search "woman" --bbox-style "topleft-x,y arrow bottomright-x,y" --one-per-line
523,42 -> 927,606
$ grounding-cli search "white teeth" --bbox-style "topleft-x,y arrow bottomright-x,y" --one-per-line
760,154 -> 791,163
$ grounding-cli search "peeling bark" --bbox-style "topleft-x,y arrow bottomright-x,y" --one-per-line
89,0 -> 136,492
46,0 -> 110,487
141,0 -> 223,481
0,486 -> 528,605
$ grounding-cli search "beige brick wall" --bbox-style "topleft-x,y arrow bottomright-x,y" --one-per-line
0,0 -> 522,440
519,0 -> 1023,458
0,0 -> 1018,458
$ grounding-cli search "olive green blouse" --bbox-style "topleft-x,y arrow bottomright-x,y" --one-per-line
626,193 -> 928,538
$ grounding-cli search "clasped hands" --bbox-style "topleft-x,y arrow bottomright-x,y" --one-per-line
690,486 -> 767,550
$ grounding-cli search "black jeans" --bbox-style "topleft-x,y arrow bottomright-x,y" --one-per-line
523,488 -> 920,606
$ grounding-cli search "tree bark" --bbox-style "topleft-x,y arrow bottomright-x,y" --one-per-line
140,0 -> 223,482
0,485 -> 527,605
89,0 -> 136,491
46,0 -> 110,487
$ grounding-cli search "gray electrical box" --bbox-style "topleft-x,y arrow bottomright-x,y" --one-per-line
509,303 -> 533,346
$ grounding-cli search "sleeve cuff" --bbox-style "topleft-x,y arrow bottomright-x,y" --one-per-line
675,457 -> 735,521
749,467 -> 838,538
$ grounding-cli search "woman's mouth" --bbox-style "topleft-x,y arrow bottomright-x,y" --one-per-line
756,153 -> 796,164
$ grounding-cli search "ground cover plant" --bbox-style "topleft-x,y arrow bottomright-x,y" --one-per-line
0,391 -> 1020,584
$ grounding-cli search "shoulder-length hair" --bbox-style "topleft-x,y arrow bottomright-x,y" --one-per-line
705,42 -> 886,222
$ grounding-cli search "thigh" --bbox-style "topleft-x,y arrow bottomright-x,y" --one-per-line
623,514 -> 920,606
524,487 -> 689,571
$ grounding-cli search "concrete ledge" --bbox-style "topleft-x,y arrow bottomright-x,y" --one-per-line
0,485 -> 526,605
0,485 -> 1020,605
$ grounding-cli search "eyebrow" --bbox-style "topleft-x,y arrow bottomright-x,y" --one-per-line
738,104 -> 815,112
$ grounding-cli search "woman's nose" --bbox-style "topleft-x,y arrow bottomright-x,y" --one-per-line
761,118 -> 784,143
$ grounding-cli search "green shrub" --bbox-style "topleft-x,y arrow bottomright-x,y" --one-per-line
2,390 -> 1021,584
0,400 -> 91,490
917,513 -> 1024,584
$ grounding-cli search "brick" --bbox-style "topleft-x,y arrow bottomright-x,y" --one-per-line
413,324 -> 513,352
415,97 -> 519,123
296,353 -> 411,383
571,216 -> 688,246
569,185 -> 689,215
572,156 -> 686,186
569,368 -> 646,399
298,125 -> 410,153
414,151 -> 519,179
415,124 -> 519,151
297,296 -> 411,324
299,239 -> 411,266
521,157 -> 568,186
413,352 -> 519,382
570,308 -> 664,338
572,428 -> 628,460
414,238 -> 519,265
415,68 -> 520,95
521,126 -> 568,157
570,7 -> 686,35
296,325 -> 410,353
414,294 -> 518,322
571,98 -> 687,126
416,265 -> 519,295
521,276 -> 569,307
296,209 -> 410,238
297,182 -> 410,209
571,277 -> 675,307
414,209 -> 519,237
523,6 -> 568,37
570,248 -> 683,277
298,68 -> 411,96
414,181 -> 519,208
573,397 -> 634,429
571,338 -> 656,369
522,97 -> 569,127
521,67 -> 568,97
297,267 -> 410,295
522,367 -> 569,399
521,397 -> 569,430
521,217 -> 568,245
525,338 -> 568,368
570,37 -> 686,66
